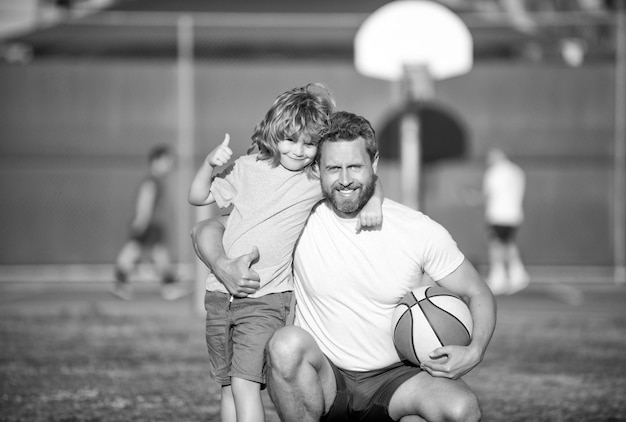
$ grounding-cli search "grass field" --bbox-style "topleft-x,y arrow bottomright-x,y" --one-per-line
1,281 -> 625,422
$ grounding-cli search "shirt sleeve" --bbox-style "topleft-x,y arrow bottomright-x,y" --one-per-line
210,159 -> 240,209
421,217 -> 465,281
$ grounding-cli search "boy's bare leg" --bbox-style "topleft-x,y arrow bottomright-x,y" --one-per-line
506,243 -> 530,294
150,244 -> 192,300
221,385 -> 237,422
232,377 -> 265,422
487,239 -> 509,295
111,241 -> 141,300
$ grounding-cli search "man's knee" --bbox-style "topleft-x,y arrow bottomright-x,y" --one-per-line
266,326 -> 309,378
404,385 -> 481,422
446,392 -> 481,422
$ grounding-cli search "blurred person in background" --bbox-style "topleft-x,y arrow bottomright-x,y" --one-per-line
111,145 -> 190,301
483,148 -> 529,295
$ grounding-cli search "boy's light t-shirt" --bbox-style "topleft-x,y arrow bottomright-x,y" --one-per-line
207,154 -> 322,297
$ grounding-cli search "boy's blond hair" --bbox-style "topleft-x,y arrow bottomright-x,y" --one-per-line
250,83 -> 335,171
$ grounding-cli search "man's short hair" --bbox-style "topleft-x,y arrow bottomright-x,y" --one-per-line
318,111 -> 379,163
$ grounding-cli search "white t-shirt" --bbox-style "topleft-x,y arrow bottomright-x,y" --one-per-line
293,199 -> 465,371
207,155 -> 322,297
483,159 -> 525,226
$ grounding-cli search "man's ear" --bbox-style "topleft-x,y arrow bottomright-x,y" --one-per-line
372,152 -> 379,173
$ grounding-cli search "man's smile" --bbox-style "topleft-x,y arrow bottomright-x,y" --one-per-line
337,187 -> 359,196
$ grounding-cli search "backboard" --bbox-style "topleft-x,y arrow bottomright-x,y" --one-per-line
354,0 -> 473,81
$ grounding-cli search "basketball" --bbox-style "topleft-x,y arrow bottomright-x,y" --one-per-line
392,285 -> 473,365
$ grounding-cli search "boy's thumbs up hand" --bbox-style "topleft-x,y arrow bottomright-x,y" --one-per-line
206,133 -> 233,167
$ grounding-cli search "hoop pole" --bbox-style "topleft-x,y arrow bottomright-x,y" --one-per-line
176,14 -> 200,310
400,65 -> 433,211
613,4 -> 626,284
400,112 -> 420,210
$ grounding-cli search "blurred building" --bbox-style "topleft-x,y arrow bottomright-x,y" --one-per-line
0,0 -> 622,283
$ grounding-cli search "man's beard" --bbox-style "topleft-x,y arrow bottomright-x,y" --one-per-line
322,175 -> 377,217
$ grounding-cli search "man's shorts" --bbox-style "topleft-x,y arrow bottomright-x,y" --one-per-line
204,290 -> 293,386
488,224 -> 518,243
322,358 -> 422,422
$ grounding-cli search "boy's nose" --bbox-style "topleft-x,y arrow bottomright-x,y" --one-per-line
293,142 -> 304,156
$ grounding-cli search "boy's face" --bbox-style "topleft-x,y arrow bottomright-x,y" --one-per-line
319,137 -> 378,218
277,133 -> 318,172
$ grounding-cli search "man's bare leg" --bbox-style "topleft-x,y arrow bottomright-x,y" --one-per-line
389,371 -> 481,422
266,326 -> 336,422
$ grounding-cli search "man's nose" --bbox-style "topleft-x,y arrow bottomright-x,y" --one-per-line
339,168 -> 351,186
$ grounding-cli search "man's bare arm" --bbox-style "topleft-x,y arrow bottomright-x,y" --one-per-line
191,217 -> 260,297
421,259 -> 497,379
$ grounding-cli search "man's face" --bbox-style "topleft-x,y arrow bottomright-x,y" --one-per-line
319,138 -> 378,218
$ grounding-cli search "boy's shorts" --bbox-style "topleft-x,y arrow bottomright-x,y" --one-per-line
322,358 -> 422,422
204,290 -> 292,386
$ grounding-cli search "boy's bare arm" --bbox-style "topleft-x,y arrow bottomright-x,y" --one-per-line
356,177 -> 384,232
188,134 -> 232,206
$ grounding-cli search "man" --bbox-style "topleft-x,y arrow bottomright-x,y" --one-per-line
483,148 -> 529,295
193,112 -> 496,422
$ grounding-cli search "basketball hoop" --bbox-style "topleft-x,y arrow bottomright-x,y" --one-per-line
354,0 -> 473,210
354,0 -> 472,82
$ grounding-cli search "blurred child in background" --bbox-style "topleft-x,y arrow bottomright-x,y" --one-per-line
112,145 -> 190,301
483,148 -> 529,295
